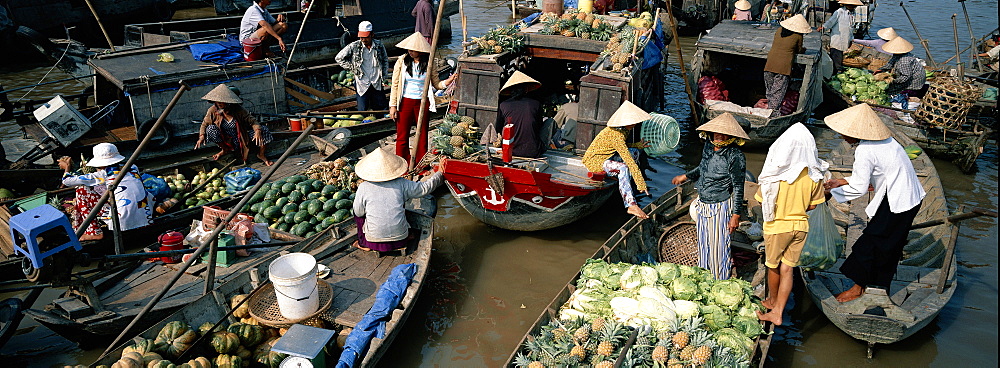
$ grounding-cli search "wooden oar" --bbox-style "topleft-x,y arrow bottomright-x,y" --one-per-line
909,207 -> 997,230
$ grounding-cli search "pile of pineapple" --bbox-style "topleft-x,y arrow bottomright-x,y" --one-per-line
600,26 -> 642,73
538,9 -> 614,41
431,114 -> 479,160
469,24 -> 525,56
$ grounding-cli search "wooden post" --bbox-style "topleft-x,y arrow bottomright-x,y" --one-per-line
663,3 -> 700,125
460,0 -> 468,43
951,15 -> 964,79
899,1 -> 937,68
409,0 -> 449,169
82,0 -> 116,51
286,2 -> 316,70
958,0 -> 979,72
936,206 -> 963,294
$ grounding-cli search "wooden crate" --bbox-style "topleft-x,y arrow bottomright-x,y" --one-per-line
456,52 -> 517,127
576,73 -> 628,149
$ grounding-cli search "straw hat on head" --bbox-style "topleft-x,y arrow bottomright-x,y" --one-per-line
823,103 -> 891,141
88,143 -> 126,167
355,146 -> 408,182
838,0 -> 864,5
202,84 -> 243,104
500,71 -> 541,95
779,14 -> 812,34
876,27 -> 898,41
696,113 -> 750,140
397,32 -> 432,54
607,101 -> 652,127
882,36 -> 914,54
734,0 -> 751,11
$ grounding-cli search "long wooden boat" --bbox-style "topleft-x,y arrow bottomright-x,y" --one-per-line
689,20 -> 825,145
0,0 -> 173,45
505,179 -> 775,366
802,113 -> 958,357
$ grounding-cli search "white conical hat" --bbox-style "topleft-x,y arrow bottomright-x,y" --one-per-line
500,71 -> 541,95
780,14 -> 812,34
838,0 -> 864,5
882,36 -> 914,54
823,103 -> 891,141
87,143 -> 126,167
607,101 -> 652,127
355,146 -> 408,182
696,113 -> 750,140
876,27 -> 898,41
201,84 -> 243,104
397,32 -> 432,53
734,0 -> 751,11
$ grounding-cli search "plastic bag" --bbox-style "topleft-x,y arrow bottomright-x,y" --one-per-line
798,202 -> 845,271
141,173 -> 171,202
224,167 -> 261,194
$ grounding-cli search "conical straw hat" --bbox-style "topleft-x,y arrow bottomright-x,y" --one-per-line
397,32 -> 432,53
734,0 -> 751,11
500,71 -> 541,95
779,14 -> 812,34
607,101 -> 652,127
838,0 -> 864,5
355,146 -> 408,182
696,113 -> 750,140
882,36 -> 914,54
823,103 -> 891,141
201,84 -> 243,104
876,27 -> 898,41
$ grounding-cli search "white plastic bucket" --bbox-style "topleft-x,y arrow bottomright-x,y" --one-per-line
268,253 -> 319,320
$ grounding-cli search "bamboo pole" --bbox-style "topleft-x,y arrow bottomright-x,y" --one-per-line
286,3 -> 316,70
460,0 -> 468,43
663,4 -> 701,125
899,1 -> 937,67
82,0 -> 116,51
952,15 -> 964,79
958,0 -> 979,72
409,0 -> 449,169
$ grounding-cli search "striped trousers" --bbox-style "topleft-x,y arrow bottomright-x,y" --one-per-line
694,196 -> 734,280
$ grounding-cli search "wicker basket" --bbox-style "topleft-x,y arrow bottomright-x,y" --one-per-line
658,222 -> 699,267
866,58 -> 887,72
842,57 -> 871,68
913,77 -> 983,129
248,280 -> 334,328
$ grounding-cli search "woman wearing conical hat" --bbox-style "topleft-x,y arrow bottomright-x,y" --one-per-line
582,101 -> 652,220
671,113 -> 749,280
763,14 -> 811,118
197,84 -> 274,166
822,104 -> 925,303
388,32 -> 458,164
853,27 -> 898,54
877,37 -> 926,109
818,0 -> 865,73
352,146 -> 443,252
495,71 -> 546,158
731,0 -> 752,20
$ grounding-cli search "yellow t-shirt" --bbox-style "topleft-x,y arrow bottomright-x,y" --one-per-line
754,168 -> 826,234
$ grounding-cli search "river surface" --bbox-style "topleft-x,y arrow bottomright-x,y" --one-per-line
0,0 -> 996,367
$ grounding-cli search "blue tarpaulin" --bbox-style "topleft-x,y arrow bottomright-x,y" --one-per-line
188,34 -> 245,65
335,263 -> 418,368
641,19 -> 665,70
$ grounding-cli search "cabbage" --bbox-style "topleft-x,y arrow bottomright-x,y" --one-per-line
846,68 -> 863,78
654,262 -> 680,283
672,300 -> 700,319
842,84 -> 856,94
714,327 -> 754,358
610,297 -> 641,322
637,296 -> 676,322
677,265 -> 700,278
709,279 -> 746,309
559,307 -> 588,321
670,277 -> 699,301
836,73 -> 849,82
637,286 -> 673,309
569,288 -> 605,312
620,264 -> 658,290
580,259 -> 625,289
732,315 -> 766,337
829,80 -> 842,90
700,304 -> 731,330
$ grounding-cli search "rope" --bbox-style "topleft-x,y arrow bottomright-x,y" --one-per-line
266,58 -> 279,113
141,75 -> 155,118
17,30 -> 74,102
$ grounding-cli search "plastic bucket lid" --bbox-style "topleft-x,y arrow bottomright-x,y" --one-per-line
268,253 -> 319,319
640,113 -> 680,156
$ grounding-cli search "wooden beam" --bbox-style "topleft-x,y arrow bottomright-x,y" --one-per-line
526,47 -> 598,63
284,87 -> 321,105
284,77 -> 338,100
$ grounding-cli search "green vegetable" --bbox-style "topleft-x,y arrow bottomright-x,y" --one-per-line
709,279 -> 745,310
714,327 -> 754,358
669,277 -> 699,301
331,209 -> 351,223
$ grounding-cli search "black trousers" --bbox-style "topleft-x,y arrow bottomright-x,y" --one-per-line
830,48 -> 844,74
840,196 -> 922,290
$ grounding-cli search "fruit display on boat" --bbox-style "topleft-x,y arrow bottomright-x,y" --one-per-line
598,25 -> 645,73
243,159 -> 359,237
331,69 -> 355,87
537,9 -> 615,41
468,24 -> 525,56
431,114 -> 480,160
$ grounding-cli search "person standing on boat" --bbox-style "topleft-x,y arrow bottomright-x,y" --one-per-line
732,0 -> 752,21
817,0 -> 862,74
239,0 -> 288,57
583,101 -> 652,220
58,143 -> 154,240
495,71 -> 546,158
852,27 -> 897,54
196,84 -> 275,166
823,104 -> 925,303
671,113 -> 749,280
878,37 -> 926,110
412,0 -> 435,44
335,21 -> 389,112
754,123 -> 828,324
389,32 -> 457,164
763,14 -> 811,118
352,147 -> 442,252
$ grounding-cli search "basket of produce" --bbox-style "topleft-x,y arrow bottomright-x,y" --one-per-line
842,56 -> 871,68
913,76 -> 983,129
430,113 -> 480,159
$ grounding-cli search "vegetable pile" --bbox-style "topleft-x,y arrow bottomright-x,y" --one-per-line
469,24 -> 525,56
537,9 -> 616,41
827,68 -> 892,105
330,70 -> 355,87
322,114 -> 375,128
156,169 -> 232,209
431,113 -> 480,160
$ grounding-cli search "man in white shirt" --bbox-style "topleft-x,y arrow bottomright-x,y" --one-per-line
239,0 -> 287,56
335,21 -> 389,111
818,0 -> 862,73
822,103 -> 926,303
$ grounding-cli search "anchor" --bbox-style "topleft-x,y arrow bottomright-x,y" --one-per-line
482,186 -> 506,206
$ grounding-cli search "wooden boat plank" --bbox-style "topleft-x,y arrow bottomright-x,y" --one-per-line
285,86 -> 322,105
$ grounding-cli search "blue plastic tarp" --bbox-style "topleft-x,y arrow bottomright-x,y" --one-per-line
335,263 -> 418,368
641,19 -> 665,70
188,34 -> 245,65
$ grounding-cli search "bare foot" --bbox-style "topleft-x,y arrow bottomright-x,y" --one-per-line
627,205 -> 649,219
80,233 -> 103,241
761,298 -> 775,310
211,150 -> 227,160
258,155 -> 274,166
757,310 -> 783,326
835,284 -> 864,302
352,240 -> 372,252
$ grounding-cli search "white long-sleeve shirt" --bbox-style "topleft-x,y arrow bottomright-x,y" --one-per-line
62,165 -> 154,231
823,7 -> 854,51
353,172 -> 442,242
830,138 -> 925,216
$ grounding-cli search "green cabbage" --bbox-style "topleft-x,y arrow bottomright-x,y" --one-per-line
714,327 -> 754,359
677,264 -> 700,278
842,84 -> 856,94
709,279 -> 745,309
673,300 -> 700,319
654,262 -> 680,283
829,80 -> 842,91
700,304 -> 731,330
670,277 -> 699,301
732,315 -> 766,337
620,264 -> 658,290
579,259 -> 625,289
836,73 -> 849,82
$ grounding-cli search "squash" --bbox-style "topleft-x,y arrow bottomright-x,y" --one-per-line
234,345 -> 253,361
210,331 -> 241,354
154,321 -> 197,358
239,317 -> 259,326
111,352 -> 143,368
197,322 -> 220,336
141,352 -> 164,365
262,328 -> 279,340
176,357 -> 212,368
146,359 -> 176,368
213,354 -> 243,368
123,337 -> 157,355
254,351 -> 287,368
228,323 -> 265,347
230,294 -> 250,319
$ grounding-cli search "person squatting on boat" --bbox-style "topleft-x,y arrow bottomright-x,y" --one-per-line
239,0 -> 288,56
352,147 -> 442,252
853,27 -> 898,55
818,0 -> 863,74
58,143 -> 154,241
583,101 -> 652,220
754,123 -> 828,324
495,71 -> 547,159
335,21 -> 389,112
671,113 -> 749,280
389,32 -> 457,164
763,14 -> 811,118
732,0 -> 752,21
196,84 -> 275,166
878,37 -> 926,110
823,104 -> 926,303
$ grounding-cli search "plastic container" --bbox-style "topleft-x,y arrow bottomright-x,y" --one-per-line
640,113 -> 681,156
542,0 -> 563,15
268,253 -> 319,320
578,0 -> 594,13
289,118 -> 303,131
158,231 -> 185,264
242,38 -> 264,61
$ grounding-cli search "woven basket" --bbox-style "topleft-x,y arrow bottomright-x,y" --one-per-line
248,280 -> 334,328
658,222 -> 699,267
843,57 -> 871,68
866,58 -> 887,72
913,77 -> 982,129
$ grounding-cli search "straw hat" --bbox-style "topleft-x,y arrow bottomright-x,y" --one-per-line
734,0 -> 751,11
823,103 -> 891,141
358,21 -> 373,38
397,32 -> 432,53
696,113 -> 750,140
202,84 -> 243,104
355,146 -> 408,182
87,143 -> 126,167
882,36 -> 914,54
779,14 -> 812,34
607,101 -> 652,127
838,0 -> 864,5
876,27 -> 898,41
500,71 -> 541,95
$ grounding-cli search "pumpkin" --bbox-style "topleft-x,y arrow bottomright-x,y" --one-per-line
262,327 -> 279,340
154,321 -> 198,358
122,352 -> 145,366
155,321 -> 192,343
254,351 -> 287,368
123,338 -> 158,355
111,353 -> 142,368
197,322 -> 220,336
228,323 -> 265,347
230,294 -> 250,319
239,317 -> 259,326
176,357 -> 212,368
141,352 -> 164,365
213,354 -> 243,368
146,359 -> 176,368
234,345 -> 253,361
96,366 -> 110,368
210,331 -> 241,354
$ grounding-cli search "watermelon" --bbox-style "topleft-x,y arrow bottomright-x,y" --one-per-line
293,211 -> 311,223
315,223 -> 328,232
309,217 -> 319,226
259,200 -> 275,211
254,214 -> 267,223
336,199 -> 352,210
250,203 -> 263,213
305,231 -> 317,238
287,175 -> 306,184
307,200 -> 323,215
249,191 -> 265,203
349,193 -> 355,200
264,189 -> 281,200
331,190 -> 349,200
332,209 -> 351,223
280,183 -> 295,194
288,191 -> 303,203
277,223 -> 291,232
283,212 -> 297,224
316,211 -> 329,221
322,217 -> 338,227
321,185 -> 338,197
275,197 -> 289,208
282,203 -> 298,214
292,224 -> 309,237
263,206 -> 282,220
323,199 -> 338,212
306,192 -> 321,200
310,180 -> 325,192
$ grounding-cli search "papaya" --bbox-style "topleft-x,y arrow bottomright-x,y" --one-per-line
321,184 -> 338,197
322,199 -> 338,212
262,206 -> 282,220
332,209 -> 351,223
307,200 -> 323,215
275,197 -> 289,208
280,183 -> 296,194
293,211 -> 311,224
286,175 -> 306,184
287,191 -> 303,203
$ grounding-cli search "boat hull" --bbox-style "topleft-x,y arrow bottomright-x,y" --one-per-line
448,182 -> 615,231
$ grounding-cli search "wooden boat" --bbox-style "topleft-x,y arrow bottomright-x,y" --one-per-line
801,114 -> 960,357
800,0 -> 877,39
0,0 -> 173,45
505,180 -> 775,366
689,20 -> 825,145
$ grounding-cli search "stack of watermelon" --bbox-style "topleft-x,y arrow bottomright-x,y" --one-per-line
244,175 -> 355,238
331,70 -> 355,87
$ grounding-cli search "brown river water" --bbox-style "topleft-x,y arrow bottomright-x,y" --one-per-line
0,0 -> 996,366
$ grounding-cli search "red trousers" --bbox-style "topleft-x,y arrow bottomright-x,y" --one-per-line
395,97 -> 430,163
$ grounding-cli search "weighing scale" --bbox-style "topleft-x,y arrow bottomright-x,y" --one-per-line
271,324 -> 337,368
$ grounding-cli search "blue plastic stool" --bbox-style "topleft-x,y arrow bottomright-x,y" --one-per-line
9,204 -> 82,269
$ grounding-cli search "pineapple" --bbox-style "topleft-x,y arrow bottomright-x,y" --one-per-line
561,29 -> 575,37
595,321 -> 625,357
527,362 -> 544,368
451,147 -> 467,159
594,361 -> 614,368
585,14 -> 596,25
580,31 -> 591,40
576,12 -> 587,21
652,345 -> 669,363
570,344 -> 586,362
552,328 -> 569,341
612,63 -> 623,72
692,345 -> 712,365
590,317 -> 606,332
596,340 -> 614,357
672,331 -> 689,350
679,345 -> 695,361
459,115 -> 475,124
444,113 -> 461,122
573,325 -> 590,343
592,19 -> 602,29
494,45 -> 503,53
539,354 -> 558,368
668,358 -> 684,368
450,125 -> 467,136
